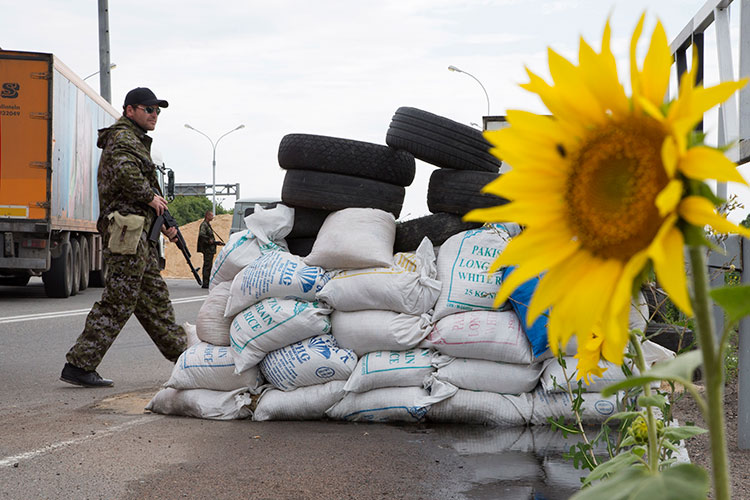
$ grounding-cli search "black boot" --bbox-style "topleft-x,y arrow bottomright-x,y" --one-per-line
60,363 -> 114,387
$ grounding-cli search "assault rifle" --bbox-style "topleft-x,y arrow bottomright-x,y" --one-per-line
149,204 -> 203,286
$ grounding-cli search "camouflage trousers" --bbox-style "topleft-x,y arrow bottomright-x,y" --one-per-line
66,235 -> 186,371
201,251 -> 215,287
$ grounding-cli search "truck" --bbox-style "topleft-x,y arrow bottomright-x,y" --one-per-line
0,49 -> 172,298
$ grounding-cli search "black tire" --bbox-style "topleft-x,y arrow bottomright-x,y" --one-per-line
0,274 -> 31,287
394,213 -> 483,252
286,237 -> 316,257
90,257 -> 108,288
288,206 -> 332,239
281,170 -> 405,218
427,169 -> 508,215
385,107 -> 501,172
78,236 -> 90,291
278,134 -> 416,187
43,241 -> 73,298
70,239 -> 81,296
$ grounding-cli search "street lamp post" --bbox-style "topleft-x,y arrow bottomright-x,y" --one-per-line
448,65 -> 491,117
184,123 -> 246,214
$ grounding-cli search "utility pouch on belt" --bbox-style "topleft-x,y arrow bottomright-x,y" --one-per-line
107,211 -> 145,255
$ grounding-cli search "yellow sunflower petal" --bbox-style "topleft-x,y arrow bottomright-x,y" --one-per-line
679,146 -> 748,184
579,33 -> 629,117
660,135 -> 678,177
655,180 -> 682,216
650,224 -> 693,315
629,13 -> 647,109
527,250 -> 592,323
600,306 -> 631,365
640,20 -> 671,107
679,196 -> 750,237
464,201 -> 565,227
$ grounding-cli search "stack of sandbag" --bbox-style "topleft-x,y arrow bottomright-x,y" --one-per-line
146,206 -> 299,420
223,244 -> 354,421
290,207 -> 454,423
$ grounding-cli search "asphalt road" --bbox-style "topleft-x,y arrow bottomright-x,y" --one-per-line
0,278 -> 583,500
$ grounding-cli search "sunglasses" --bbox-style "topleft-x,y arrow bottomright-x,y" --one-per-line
136,105 -> 161,115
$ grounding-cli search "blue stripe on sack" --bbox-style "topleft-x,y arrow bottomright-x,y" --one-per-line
343,406 -> 423,420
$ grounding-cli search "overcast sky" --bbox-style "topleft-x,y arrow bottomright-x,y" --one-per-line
6,0 -> 747,220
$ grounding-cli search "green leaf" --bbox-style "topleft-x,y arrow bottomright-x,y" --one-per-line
662,425 -> 707,441
601,351 -> 703,397
582,451 -> 642,486
710,284 -> 750,324
637,394 -> 667,409
572,464 -> 709,500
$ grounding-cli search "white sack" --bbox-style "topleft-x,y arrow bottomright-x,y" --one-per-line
145,387 -> 252,420
230,298 -> 332,373
529,389 -> 621,425
225,249 -> 331,317
331,310 -> 432,357
209,204 -> 294,289
432,356 -> 542,394
315,238 -> 441,315
427,390 -> 530,427
304,208 -> 396,270
252,380 -> 346,421
196,281 -> 233,346
432,223 -> 520,322
343,348 -> 434,393
420,309 -> 533,364
326,381 -> 456,423
260,334 -> 357,391
539,356 -> 638,393
183,321 -> 200,348
165,342 -> 263,392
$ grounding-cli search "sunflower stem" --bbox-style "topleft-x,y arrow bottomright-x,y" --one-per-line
688,245 -> 730,500
630,333 -> 659,473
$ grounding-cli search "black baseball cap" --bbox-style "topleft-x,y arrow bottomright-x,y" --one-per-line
123,87 -> 169,108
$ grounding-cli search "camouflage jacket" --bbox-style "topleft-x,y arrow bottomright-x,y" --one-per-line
95,116 -> 162,236
197,219 -> 216,254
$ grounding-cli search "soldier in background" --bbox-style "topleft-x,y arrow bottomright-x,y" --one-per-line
60,87 -> 187,388
197,210 -> 224,288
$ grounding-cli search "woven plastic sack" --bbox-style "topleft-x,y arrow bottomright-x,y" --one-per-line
230,298 -> 332,373
165,342 -> 263,392
145,387 -> 252,420
253,380 -> 346,421
260,334 -> 357,391
431,355 -> 542,394
316,237 -> 440,315
225,249 -> 331,317
420,309 -> 533,364
331,310 -> 432,357
304,208 -> 396,270
432,223 -> 520,322
343,348 -> 434,393
196,281 -> 233,346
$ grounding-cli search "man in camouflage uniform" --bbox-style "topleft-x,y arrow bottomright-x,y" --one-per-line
60,87 -> 187,388
197,210 -> 224,288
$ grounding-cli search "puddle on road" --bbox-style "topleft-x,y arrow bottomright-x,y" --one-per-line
91,389 -> 158,415
428,425 -> 608,499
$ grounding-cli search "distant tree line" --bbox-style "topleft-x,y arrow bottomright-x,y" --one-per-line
167,196 -> 231,226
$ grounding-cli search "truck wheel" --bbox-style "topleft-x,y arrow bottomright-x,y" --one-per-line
427,169 -> 508,215
42,242 -> 73,298
278,134 -> 416,187
385,107 -> 501,172
70,239 -> 81,296
281,170 -> 405,218
78,237 -> 90,291
394,213 -> 482,252
89,258 -> 108,288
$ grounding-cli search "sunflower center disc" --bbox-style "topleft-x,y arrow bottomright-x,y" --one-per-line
565,116 -> 668,261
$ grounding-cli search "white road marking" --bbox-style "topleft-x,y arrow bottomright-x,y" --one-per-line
0,295 -> 205,324
0,416 -> 156,467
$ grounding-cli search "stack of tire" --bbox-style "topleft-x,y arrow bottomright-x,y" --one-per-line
277,133 -> 416,256
385,107 -> 508,252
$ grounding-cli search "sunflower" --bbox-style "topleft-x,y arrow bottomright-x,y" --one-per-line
465,14 -> 750,381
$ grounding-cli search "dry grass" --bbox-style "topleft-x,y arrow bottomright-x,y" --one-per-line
160,213 -> 232,279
